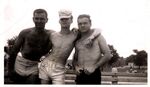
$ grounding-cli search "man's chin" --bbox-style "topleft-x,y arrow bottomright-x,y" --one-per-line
80,30 -> 87,33
36,26 -> 44,29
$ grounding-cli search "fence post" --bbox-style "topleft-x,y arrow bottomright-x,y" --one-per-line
112,67 -> 118,84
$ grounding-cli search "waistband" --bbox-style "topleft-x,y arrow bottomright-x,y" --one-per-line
42,58 -> 65,67
17,53 -> 39,63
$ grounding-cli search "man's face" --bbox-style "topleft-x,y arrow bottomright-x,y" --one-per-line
78,17 -> 91,33
33,13 -> 48,29
59,18 -> 72,28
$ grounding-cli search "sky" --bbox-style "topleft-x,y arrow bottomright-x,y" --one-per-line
0,0 -> 150,86
0,0 -> 150,58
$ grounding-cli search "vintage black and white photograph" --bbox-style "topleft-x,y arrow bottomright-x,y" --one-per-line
1,0 -> 149,86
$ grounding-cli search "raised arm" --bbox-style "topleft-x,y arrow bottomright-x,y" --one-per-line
72,28 -> 101,47
84,29 -> 101,47
89,28 -> 101,41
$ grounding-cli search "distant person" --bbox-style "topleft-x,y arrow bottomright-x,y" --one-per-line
7,9 -> 53,84
39,9 -> 100,84
72,14 -> 112,84
129,66 -> 133,73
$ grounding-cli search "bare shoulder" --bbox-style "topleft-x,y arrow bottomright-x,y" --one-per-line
92,28 -> 101,31
49,31 -> 60,39
21,28 -> 32,32
92,28 -> 101,33
45,29 -> 56,38
97,33 -> 106,42
19,28 -> 33,36
45,29 -> 56,34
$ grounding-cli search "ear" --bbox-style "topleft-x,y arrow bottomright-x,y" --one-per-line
45,18 -> 48,23
70,18 -> 73,23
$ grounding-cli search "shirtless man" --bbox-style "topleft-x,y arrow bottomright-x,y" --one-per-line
7,9 -> 53,84
72,14 -> 112,84
39,9 -> 100,84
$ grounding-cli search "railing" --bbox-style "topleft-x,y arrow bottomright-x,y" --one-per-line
4,69 -> 147,85
65,69 -> 147,85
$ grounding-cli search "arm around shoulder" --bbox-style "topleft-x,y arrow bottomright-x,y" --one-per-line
90,28 -> 101,40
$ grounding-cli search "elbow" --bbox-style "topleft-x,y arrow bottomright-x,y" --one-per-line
106,53 -> 113,61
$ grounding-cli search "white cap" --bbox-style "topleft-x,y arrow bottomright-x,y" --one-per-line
58,9 -> 72,19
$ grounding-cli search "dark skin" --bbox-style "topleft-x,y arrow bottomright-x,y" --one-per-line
17,28 -> 51,61
8,10 -> 53,78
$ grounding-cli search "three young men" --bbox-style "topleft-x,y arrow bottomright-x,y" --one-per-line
7,9 -> 109,85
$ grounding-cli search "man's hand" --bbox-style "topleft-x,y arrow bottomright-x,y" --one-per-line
40,56 -> 46,62
72,28 -> 78,34
75,66 -> 83,75
84,36 -> 94,48
84,66 -> 96,75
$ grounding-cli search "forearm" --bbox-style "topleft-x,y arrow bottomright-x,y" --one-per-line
8,47 -> 19,70
8,53 -> 17,71
96,54 -> 112,67
72,57 -> 77,68
8,56 -> 16,71
72,52 -> 78,68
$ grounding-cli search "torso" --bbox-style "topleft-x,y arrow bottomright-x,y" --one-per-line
21,28 -> 52,61
48,31 -> 78,65
75,35 -> 102,69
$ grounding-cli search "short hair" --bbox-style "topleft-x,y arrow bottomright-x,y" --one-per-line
77,14 -> 91,23
33,9 -> 48,17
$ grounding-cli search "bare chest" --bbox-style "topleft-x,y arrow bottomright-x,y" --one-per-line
51,33 -> 77,48
26,32 -> 49,47
76,39 -> 100,53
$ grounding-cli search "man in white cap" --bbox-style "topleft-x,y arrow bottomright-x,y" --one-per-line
39,9 -> 101,84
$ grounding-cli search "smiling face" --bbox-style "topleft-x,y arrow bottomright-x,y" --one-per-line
33,12 -> 48,29
78,17 -> 91,33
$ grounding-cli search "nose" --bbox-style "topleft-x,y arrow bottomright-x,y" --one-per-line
34,18 -> 44,23
81,24 -> 85,27
37,19 -> 42,23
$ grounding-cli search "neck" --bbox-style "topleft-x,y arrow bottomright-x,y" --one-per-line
60,27 -> 71,34
81,29 -> 91,37
34,27 -> 45,33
